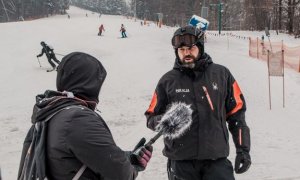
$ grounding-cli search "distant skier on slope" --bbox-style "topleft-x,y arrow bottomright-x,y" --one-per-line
120,24 -> 127,38
98,24 -> 105,36
37,41 -> 60,72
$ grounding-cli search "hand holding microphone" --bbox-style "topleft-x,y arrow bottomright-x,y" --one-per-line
130,102 -> 192,172
130,138 -> 153,172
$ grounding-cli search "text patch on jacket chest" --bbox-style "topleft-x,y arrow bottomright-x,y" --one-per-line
175,89 -> 190,93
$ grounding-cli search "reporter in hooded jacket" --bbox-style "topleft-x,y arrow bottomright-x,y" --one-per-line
19,52 -> 152,180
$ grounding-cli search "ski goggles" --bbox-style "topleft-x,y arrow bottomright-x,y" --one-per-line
172,34 -> 197,48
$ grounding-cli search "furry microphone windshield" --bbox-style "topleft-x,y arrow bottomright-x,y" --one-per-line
145,102 -> 193,146
156,102 -> 193,139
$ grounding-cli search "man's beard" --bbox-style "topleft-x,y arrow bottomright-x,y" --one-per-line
181,55 -> 196,69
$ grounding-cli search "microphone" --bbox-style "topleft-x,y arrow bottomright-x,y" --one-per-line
145,102 -> 193,146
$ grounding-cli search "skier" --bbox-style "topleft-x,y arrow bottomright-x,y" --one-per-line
120,24 -> 127,38
145,25 -> 251,179
98,24 -> 105,36
37,41 -> 60,72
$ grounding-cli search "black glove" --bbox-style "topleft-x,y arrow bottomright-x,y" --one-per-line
235,151 -> 251,174
130,138 -> 153,172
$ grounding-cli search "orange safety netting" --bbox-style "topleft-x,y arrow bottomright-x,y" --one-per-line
249,37 -> 300,72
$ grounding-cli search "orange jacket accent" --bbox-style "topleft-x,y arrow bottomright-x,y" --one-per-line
147,92 -> 157,113
227,81 -> 243,116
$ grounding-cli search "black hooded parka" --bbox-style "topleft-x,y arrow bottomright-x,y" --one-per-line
24,52 -> 137,180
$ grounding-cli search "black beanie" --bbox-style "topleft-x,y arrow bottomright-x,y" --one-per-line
56,52 -> 107,103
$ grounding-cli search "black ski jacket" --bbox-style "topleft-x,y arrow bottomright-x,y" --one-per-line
36,93 -> 136,180
145,53 -> 251,160
37,44 -> 54,58
21,52 -> 137,180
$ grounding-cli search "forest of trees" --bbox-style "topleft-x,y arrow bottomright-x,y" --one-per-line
129,0 -> 300,36
72,0 -> 128,15
0,0 -> 69,22
1,0 -> 299,37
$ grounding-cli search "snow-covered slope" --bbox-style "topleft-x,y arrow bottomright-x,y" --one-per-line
0,6 -> 300,180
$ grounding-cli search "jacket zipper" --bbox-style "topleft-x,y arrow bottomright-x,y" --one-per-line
202,86 -> 214,111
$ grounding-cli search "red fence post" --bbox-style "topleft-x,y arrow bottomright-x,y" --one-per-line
257,37 -> 259,59
282,50 -> 285,108
298,56 -> 300,73
267,50 -> 271,110
249,38 -> 251,57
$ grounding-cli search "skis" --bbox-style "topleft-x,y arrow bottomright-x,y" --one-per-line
46,68 -> 55,72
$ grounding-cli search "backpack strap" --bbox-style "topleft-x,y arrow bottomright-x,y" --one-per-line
53,105 -> 90,180
58,105 -> 97,180
44,105 -> 90,179
72,165 -> 87,180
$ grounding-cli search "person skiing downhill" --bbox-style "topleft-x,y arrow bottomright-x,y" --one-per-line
37,41 -> 60,72
145,25 -> 251,180
18,52 -> 153,180
98,24 -> 105,36
120,24 -> 127,38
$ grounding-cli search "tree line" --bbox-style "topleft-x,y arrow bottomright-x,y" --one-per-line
72,0 -> 128,15
0,0 -> 128,22
129,0 -> 300,37
0,0 -> 69,22
1,0 -> 299,37
244,0 -> 300,36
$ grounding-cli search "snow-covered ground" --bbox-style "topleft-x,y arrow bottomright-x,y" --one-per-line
0,6 -> 300,180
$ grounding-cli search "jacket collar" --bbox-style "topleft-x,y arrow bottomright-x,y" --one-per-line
31,90 -> 96,124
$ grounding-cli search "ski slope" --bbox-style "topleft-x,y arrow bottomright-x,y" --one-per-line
0,6 -> 300,180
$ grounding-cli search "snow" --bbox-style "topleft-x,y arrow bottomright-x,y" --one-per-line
0,6 -> 300,180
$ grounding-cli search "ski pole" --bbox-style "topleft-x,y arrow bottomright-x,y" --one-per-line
55,53 -> 65,56
36,56 -> 42,67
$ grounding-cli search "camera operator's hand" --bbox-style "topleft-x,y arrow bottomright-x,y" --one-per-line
130,138 -> 153,171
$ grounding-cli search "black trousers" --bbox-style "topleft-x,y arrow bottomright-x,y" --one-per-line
47,55 -> 60,68
167,158 -> 235,180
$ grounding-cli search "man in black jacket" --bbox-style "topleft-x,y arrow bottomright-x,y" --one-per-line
145,25 -> 251,180
21,52 -> 152,179
37,41 -> 60,72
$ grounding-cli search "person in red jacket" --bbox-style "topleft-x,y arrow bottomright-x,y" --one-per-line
145,25 -> 251,180
120,24 -> 127,38
98,24 -> 105,36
